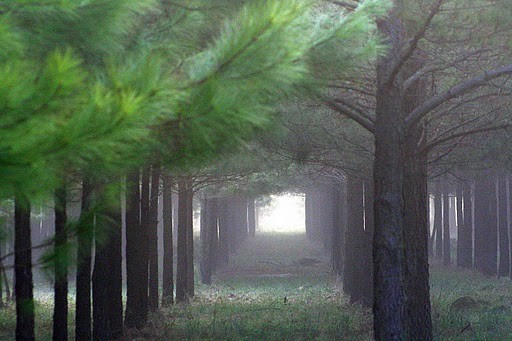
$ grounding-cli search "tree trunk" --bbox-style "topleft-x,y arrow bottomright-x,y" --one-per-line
217,198 -> 229,267
200,198 -> 219,284
331,183 -> 344,277
76,178 -> 93,340
458,181 -> 473,268
344,177 -> 369,305
125,171 -> 148,329
92,184 -> 123,340
474,173 -> 498,277
53,186 -> 68,341
456,183 -> 465,267
443,189 -> 451,266
148,166 -> 160,311
15,195 -> 34,341
434,185 -> 443,260
176,178 -> 189,303
162,175 -> 174,306
497,175 -> 509,277
186,180 -> 194,297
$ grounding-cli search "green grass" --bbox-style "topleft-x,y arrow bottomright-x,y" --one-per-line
3,234 -> 512,340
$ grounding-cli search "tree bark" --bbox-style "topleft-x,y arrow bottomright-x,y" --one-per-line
148,166 -> 160,311
15,195 -> 34,341
217,198 -> 229,267
162,175 -> 174,306
53,186 -> 68,341
76,178 -> 93,340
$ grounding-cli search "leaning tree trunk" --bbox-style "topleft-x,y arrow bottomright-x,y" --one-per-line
76,178 -> 93,340
162,175 -> 174,306
443,188 -> 451,266
497,175 -> 509,277
15,195 -> 34,341
148,166 -> 160,311
53,186 -> 68,341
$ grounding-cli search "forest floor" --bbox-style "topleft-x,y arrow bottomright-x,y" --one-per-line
2,234 -> 512,340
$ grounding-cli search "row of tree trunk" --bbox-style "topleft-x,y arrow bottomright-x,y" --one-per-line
432,174 -> 512,278
199,195 -> 257,285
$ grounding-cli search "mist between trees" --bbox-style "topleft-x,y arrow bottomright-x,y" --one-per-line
1,0 -> 512,340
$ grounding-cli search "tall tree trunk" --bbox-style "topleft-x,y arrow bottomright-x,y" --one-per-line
343,177 -> 367,304
92,184 -> 123,340
76,178 -> 93,340
148,166 -> 160,311
434,185 -> 443,260
176,178 -> 189,303
53,186 -> 68,341
162,175 -> 174,306
443,189 -> 451,266
458,181 -> 473,268
474,173 -> 498,277
217,198 -> 229,267
373,10 -> 432,338
247,198 -> 256,237
125,171 -> 147,329
15,195 -> 34,341
201,198 -> 219,285
497,175 -> 509,277
331,183 -> 344,277
186,180 -> 195,297
456,183 -> 464,267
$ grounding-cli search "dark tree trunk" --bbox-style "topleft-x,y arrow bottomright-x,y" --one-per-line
201,198 -> 218,284
125,171 -> 148,329
176,178 -> 189,303
217,198 -> 229,267
373,11 -> 432,338
247,198 -> 256,237
458,181 -> 473,268
456,183 -> 464,267
434,185 -> 443,260
497,175 -> 509,277
443,189 -> 451,266
53,186 -> 68,341
76,178 -> 93,340
15,195 -> 35,341
148,166 -> 160,311
93,184 -> 123,340
474,174 -> 498,277
162,175 -> 174,306
186,180 -> 194,297
331,183 -> 344,277
343,177 -> 367,304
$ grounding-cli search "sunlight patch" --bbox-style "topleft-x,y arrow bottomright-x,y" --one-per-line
258,193 -> 305,234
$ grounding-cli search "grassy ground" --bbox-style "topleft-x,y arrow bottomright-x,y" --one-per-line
2,234 -> 512,340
